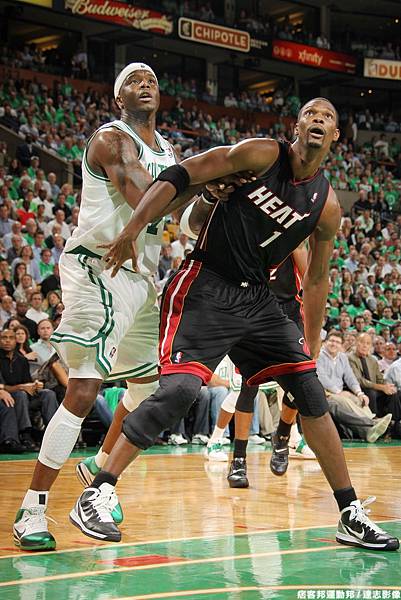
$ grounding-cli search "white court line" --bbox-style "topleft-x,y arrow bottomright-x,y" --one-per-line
1,517 -> 399,560
0,544 -> 345,588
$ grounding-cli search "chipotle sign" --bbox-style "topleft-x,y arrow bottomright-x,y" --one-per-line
65,0 -> 173,35
179,18 -> 250,53
272,39 -> 356,74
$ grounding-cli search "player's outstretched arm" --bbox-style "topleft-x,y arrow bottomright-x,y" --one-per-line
303,188 -> 340,358
179,172 -> 257,238
136,139 -> 278,227
102,139 -> 278,275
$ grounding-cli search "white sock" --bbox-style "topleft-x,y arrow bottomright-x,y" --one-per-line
208,426 -> 226,446
22,489 -> 49,509
289,426 -> 301,447
95,448 -> 109,468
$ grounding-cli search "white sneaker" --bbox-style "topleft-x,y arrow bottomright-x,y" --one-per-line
248,434 -> 265,445
192,434 -> 209,445
336,497 -> 399,551
13,506 -> 56,551
289,437 -> 317,459
220,437 -> 231,446
169,434 -> 187,446
70,483 -> 121,542
205,442 -> 228,462
366,414 -> 392,443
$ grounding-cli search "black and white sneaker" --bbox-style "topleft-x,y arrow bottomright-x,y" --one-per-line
336,497 -> 399,551
227,458 -> 249,488
69,483 -> 121,542
270,432 -> 289,476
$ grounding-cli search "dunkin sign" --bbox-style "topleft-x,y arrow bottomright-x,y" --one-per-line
364,58 -> 401,81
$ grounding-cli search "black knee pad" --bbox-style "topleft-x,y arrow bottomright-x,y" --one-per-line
236,378 -> 258,413
122,373 -> 202,449
282,392 -> 294,409
275,370 -> 329,417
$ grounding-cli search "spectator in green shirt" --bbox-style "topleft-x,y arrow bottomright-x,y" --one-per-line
330,248 -> 345,269
71,139 -> 84,162
61,77 -> 73,98
42,98 -> 56,125
384,184 -> 399,210
38,248 -> 55,282
58,138 -> 75,161
27,156 -> 40,180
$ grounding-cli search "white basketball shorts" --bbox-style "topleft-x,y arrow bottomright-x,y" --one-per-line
51,252 -> 159,381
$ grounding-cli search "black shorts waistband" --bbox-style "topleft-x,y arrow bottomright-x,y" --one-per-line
182,258 -> 268,289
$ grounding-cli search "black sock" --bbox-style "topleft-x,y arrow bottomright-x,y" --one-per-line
92,470 -> 118,489
276,419 -> 292,439
234,438 -> 248,459
334,487 -> 357,511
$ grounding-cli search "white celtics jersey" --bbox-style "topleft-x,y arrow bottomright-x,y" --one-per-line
64,120 -> 176,276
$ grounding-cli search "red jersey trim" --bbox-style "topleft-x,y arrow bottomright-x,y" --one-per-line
246,360 -> 316,386
159,259 -> 202,367
290,254 -> 305,321
160,362 -> 213,384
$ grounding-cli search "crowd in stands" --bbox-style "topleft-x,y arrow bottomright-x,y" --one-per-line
350,40 -> 401,60
0,44 -> 89,80
347,111 -> 401,134
2,53 -> 401,453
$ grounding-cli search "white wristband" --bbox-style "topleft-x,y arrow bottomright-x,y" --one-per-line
179,202 -> 199,240
200,192 -> 216,206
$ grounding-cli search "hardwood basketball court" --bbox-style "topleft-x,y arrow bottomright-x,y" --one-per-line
1,443 -> 401,598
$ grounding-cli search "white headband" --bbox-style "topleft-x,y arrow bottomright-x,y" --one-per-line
114,63 -> 158,100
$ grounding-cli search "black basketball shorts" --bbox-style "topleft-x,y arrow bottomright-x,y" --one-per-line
158,259 -> 315,385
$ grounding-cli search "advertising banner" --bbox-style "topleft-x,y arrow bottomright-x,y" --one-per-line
272,39 -> 356,74
364,58 -> 401,81
65,0 -> 173,35
178,18 -> 250,53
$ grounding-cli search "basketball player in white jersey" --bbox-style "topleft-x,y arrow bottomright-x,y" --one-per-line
13,63 -> 188,551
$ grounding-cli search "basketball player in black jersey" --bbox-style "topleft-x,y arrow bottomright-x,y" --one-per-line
71,98 -> 399,551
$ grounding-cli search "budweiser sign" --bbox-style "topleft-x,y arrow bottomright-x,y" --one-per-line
178,18 -> 250,53
65,0 -> 173,35
364,58 -> 401,81
272,40 -> 356,74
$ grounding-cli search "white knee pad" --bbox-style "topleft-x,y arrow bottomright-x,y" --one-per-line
122,380 -> 158,412
221,390 -> 238,414
38,404 -> 84,470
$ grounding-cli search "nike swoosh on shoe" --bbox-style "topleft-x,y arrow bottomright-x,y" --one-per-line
344,524 -> 365,540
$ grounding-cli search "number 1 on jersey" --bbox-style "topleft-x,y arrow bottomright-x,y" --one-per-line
260,230 -> 282,248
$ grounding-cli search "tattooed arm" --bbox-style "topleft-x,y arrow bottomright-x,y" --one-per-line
86,128 -> 153,208
86,128 -> 201,209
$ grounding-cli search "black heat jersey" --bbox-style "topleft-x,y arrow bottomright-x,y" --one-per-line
269,255 -> 302,305
269,254 -> 303,328
190,141 -> 329,284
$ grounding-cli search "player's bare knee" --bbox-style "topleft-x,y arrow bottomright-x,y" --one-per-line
277,371 -> 329,418
63,378 -> 102,417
